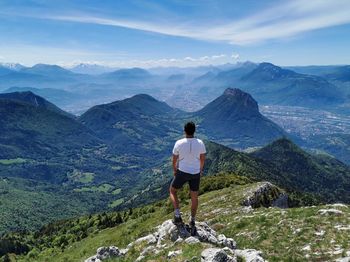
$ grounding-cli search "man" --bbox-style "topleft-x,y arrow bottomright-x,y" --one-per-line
170,121 -> 206,228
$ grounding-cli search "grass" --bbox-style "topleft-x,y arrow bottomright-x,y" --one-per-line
16,182 -> 350,262
68,171 -> 95,184
0,158 -> 27,165
74,184 -> 114,193
112,188 -> 122,195
109,198 -> 124,208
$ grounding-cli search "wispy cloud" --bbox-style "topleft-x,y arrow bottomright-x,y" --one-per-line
30,0 -> 350,45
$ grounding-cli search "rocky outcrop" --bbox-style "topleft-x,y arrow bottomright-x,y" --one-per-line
201,248 -> 235,262
242,182 -> 288,208
84,219 -> 265,262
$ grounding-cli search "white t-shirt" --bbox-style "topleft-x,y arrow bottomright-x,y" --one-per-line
172,138 -> 206,174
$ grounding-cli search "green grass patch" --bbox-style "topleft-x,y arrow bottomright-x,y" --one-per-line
0,158 -> 27,165
69,170 -> 95,184
112,188 -> 122,195
109,198 -> 124,208
74,184 -> 114,193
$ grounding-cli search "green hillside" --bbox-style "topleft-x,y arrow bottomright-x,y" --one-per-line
133,139 -> 349,209
4,175 -> 349,262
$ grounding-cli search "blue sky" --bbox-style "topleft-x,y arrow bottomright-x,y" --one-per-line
0,0 -> 350,67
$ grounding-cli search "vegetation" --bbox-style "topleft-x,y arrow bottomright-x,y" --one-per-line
1,174 -> 348,261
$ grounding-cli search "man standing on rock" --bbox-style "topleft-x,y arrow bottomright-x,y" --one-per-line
170,121 -> 206,228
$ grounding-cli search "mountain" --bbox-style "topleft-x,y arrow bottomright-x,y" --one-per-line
102,68 -> 151,80
0,91 -> 73,117
2,87 -> 83,109
251,138 -> 350,202
0,63 -> 25,72
0,95 -> 101,160
20,64 -> 75,77
0,66 -> 14,76
239,62 -> 345,107
135,137 -> 350,209
194,88 -> 286,148
69,63 -> 117,75
323,65 -> 350,82
305,133 -> 350,165
79,94 -> 180,156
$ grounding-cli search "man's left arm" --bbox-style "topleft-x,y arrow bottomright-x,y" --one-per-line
172,154 -> 179,176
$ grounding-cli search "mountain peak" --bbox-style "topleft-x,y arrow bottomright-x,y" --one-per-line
0,91 -> 72,117
224,87 -> 249,97
221,88 -> 259,112
242,62 -> 297,81
195,89 -> 285,146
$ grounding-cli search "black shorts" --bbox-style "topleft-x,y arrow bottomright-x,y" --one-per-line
171,169 -> 201,191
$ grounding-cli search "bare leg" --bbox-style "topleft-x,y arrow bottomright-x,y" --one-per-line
190,191 -> 199,218
169,186 -> 180,210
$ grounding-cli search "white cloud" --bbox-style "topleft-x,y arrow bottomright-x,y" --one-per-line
32,0 -> 350,45
59,53 -> 235,68
231,53 -> 239,60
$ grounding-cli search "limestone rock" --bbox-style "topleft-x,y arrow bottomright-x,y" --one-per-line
318,209 -> 344,216
201,248 -> 236,262
242,182 -> 288,208
185,236 -> 200,244
134,234 -> 157,245
168,250 -> 183,258
235,249 -> 265,262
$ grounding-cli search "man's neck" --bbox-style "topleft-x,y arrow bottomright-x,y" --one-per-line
185,135 -> 194,138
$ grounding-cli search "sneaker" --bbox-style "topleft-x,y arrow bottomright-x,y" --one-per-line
173,215 -> 183,225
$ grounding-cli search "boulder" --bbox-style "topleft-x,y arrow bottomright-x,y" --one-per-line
242,182 -> 288,208
185,236 -> 200,244
168,250 -> 183,258
85,246 -> 121,262
201,248 -> 236,262
318,209 -> 344,216
235,249 -> 265,262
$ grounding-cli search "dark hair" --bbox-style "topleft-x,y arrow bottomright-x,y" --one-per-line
184,121 -> 196,136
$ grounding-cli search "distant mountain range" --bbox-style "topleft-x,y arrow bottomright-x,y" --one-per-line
0,62 -> 348,116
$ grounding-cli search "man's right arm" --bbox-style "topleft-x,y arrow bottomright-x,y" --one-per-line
199,153 -> 206,176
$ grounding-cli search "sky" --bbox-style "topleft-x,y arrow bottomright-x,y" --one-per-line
0,0 -> 350,68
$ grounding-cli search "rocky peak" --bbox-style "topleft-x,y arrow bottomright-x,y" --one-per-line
223,88 -> 258,110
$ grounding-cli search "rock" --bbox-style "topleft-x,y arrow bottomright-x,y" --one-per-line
135,255 -> 145,262
140,246 -> 157,256
168,250 -> 183,258
185,236 -> 200,244
201,248 -> 236,262
272,193 -> 289,208
318,209 -> 344,216
134,234 -> 157,245
86,219 -> 240,262
84,255 -> 101,262
196,222 -> 217,242
242,182 -> 288,208
155,219 -> 177,246
235,249 -> 265,262
119,248 -> 129,255
85,246 -> 120,262
218,235 -> 237,249
174,237 -> 184,244
335,258 -> 350,262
